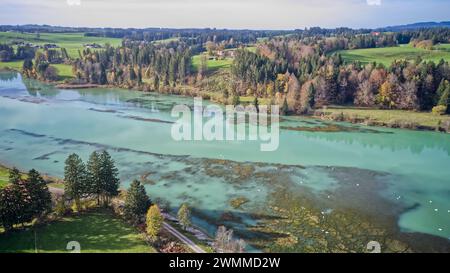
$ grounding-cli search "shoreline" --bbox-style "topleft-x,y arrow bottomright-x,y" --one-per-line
1,69 -> 450,133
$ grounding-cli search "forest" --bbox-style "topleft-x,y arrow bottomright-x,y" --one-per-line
2,25 -> 450,117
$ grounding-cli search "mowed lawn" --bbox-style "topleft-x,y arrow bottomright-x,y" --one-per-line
337,44 -> 450,66
0,211 -> 156,253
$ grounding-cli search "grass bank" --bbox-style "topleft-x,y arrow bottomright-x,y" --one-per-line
0,210 -> 155,253
316,106 -> 450,131
0,165 -> 10,189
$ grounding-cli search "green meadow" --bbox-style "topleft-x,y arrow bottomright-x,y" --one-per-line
0,32 -> 122,80
322,106 -> 450,128
0,165 -> 9,189
0,31 -> 122,58
337,44 -> 450,66
191,53 -> 233,72
0,210 -> 155,253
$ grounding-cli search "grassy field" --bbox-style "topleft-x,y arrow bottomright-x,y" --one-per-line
0,60 -> 23,71
322,106 -> 450,128
0,165 -> 10,189
152,37 -> 180,44
337,44 -> 450,66
192,53 -> 233,72
0,31 -> 122,59
52,63 -> 74,80
0,61 -> 74,80
0,210 -> 155,253
0,31 -> 119,79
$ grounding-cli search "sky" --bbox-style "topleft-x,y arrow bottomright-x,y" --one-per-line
1,0 -> 450,30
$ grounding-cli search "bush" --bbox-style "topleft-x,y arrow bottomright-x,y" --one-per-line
54,199 -> 72,217
432,105 -> 447,116
330,112 -> 345,122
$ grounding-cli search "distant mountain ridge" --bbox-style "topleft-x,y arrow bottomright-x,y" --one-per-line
0,21 -> 449,33
378,21 -> 450,31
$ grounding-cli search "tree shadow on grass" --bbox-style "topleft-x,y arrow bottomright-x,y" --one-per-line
0,210 -> 153,253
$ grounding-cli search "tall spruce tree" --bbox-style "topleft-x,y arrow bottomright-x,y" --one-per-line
64,153 -> 87,210
124,180 -> 151,223
25,169 -> 52,217
438,86 -> 450,114
99,151 -> 120,205
8,167 -> 21,185
87,151 -> 102,205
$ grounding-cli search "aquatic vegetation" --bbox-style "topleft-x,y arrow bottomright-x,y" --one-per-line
249,189 -> 411,253
281,123 -> 389,134
229,197 -> 250,209
119,115 -> 174,124
1,72 -> 450,252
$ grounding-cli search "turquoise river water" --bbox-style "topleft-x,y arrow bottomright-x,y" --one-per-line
0,72 -> 449,251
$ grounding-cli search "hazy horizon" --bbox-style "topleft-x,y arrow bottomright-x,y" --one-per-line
1,0 -> 450,30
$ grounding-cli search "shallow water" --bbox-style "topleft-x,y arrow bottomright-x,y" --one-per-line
0,72 -> 449,248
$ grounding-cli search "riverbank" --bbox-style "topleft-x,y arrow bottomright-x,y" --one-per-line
314,107 -> 450,133
0,163 -> 64,189
2,69 -> 450,133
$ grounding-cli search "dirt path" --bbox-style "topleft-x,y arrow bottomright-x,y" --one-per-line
162,222 -> 206,253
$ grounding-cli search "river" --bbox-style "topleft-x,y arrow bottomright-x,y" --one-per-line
0,71 -> 449,252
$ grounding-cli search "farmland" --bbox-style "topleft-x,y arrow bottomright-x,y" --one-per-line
0,31 -> 122,58
191,53 -> 233,72
337,44 -> 450,66
0,32 -> 122,80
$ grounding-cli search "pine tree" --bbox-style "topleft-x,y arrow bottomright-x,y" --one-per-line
124,180 -> 151,223
436,79 -> 448,105
129,65 -> 136,82
0,186 -> 24,231
438,86 -> 450,114
253,97 -> 259,112
99,151 -> 119,205
22,59 -> 34,77
232,94 -> 240,106
8,168 -> 21,185
146,204 -> 163,240
64,153 -> 87,211
24,169 -> 52,218
137,66 -> 143,86
99,65 -> 107,85
177,203 -> 191,230
87,151 -> 102,205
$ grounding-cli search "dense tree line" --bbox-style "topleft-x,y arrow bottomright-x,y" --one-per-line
21,48 -> 69,81
230,38 -> 450,114
72,41 -> 192,89
0,168 -> 51,231
64,151 -> 120,210
0,44 -> 36,62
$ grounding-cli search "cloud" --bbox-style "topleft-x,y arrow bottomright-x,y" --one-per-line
366,0 -> 382,5
2,0 -> 450,30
